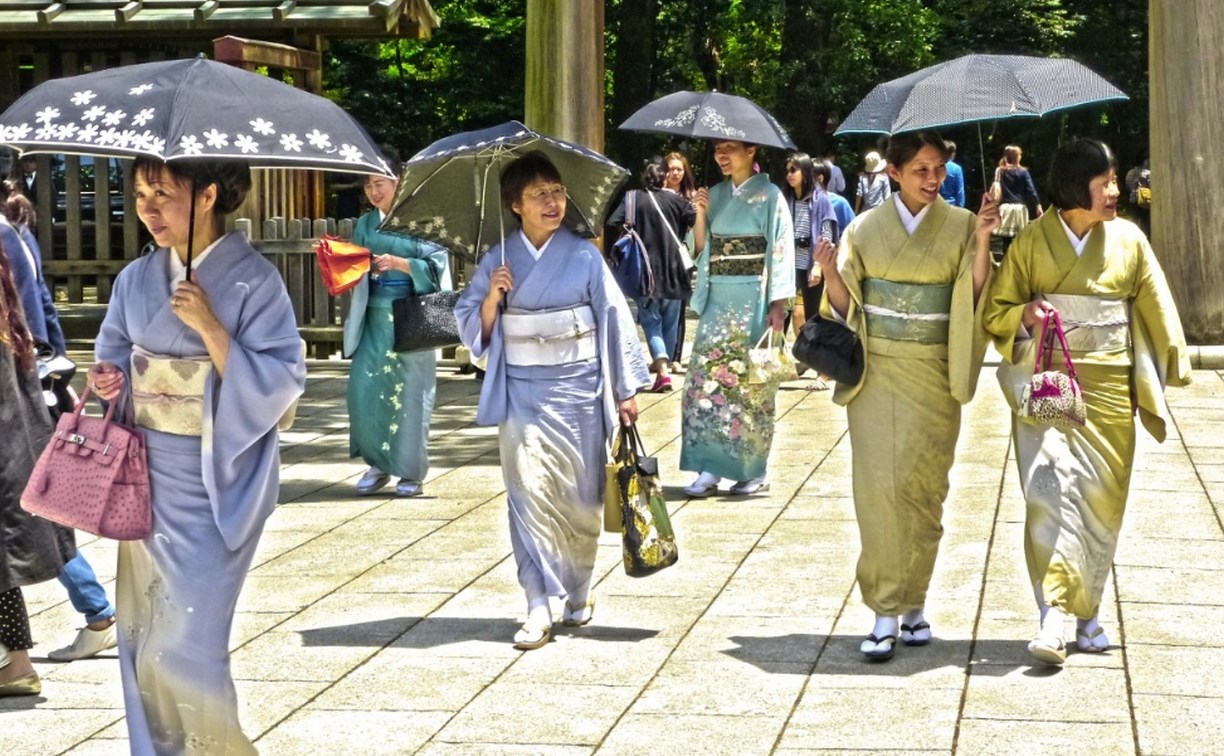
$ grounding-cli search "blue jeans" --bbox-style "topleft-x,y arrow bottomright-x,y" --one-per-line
636,297 -> 682,362
58,552 -> 115,625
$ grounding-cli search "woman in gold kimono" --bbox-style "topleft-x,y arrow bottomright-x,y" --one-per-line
813,132 -> 998,661
983,139 -> 1190,665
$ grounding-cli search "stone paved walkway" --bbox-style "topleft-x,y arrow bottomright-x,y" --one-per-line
8,355 -> 1224,755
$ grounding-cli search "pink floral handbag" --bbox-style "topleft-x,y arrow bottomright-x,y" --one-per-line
1020,311 -> 1087,431
21,386 -> 152,540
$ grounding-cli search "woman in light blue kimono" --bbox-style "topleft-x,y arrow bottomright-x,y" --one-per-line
89,158 -> 306,754
344,158 -> 451,498
455,151 -> 649,651
681,139 -> 795,497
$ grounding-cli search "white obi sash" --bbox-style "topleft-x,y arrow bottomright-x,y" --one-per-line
130,346 -> 210,436
502,306 -> 598,366
1043,293 -> 1130,353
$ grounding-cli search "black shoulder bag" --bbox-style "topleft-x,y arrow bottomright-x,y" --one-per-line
392,260 -> 463,353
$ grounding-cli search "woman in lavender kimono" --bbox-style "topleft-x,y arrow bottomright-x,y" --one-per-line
88,158 -> 306,754
681,139 -> 795,498
455,151 -> 649,651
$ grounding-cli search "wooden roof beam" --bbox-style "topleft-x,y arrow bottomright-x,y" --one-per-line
193,0 -> 217,21
115,0 -> 141,22
37,2 -> 64,23
272,0 -> 294,21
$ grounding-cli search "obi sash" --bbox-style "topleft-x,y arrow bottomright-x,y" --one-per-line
1043,293 -> 1130,355
862,279 -> 954,344
502,305 -> 598,366
709,235 -> 766,276
130,346 -> 210,436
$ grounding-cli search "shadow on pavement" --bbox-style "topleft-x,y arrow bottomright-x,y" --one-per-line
299,617 -> 660,648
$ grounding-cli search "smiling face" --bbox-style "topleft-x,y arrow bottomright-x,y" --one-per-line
713,141 -> 756,182
511,179 -> 567,241
363,175 -> 398,214
887,144 -> 947,214
134,165 -> 216,254
1084,169 -> 1120,223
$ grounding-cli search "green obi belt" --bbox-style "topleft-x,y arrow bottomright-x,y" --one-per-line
862,279 -> 954,344
709,235 -> 766,276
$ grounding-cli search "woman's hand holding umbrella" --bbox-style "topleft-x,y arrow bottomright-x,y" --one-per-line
173,273 -> 231,376
971,192 -> 1003,303
813,239 -> 850,321
479,265 -> 514,344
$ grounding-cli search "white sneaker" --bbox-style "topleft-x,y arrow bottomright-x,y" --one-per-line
48,622 -> 118,661
729,477 -> 770,495
683,472 -> 721,497
355,467 -> 390,494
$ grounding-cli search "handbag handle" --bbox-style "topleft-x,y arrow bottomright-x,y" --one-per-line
1033,310 -> 1079,383
70,383 -> 118,429
754,328 -> 784,353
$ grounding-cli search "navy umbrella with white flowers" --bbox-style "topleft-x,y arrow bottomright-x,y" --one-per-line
0,55 -> 391,176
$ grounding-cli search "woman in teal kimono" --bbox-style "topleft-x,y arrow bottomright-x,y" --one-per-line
983,139 -> 1190,665
345,161 -> 451,497
813,132 -> 998,661
680,140 -> 795,498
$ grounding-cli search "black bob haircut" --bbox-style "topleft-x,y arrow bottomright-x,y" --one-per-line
500,150 -> 563,218
1046,139 -> 1117,211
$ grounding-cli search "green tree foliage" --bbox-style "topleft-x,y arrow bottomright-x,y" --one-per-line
323,0 -> 526,158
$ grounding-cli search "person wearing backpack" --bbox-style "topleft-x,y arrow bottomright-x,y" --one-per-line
606,161 -> 696,391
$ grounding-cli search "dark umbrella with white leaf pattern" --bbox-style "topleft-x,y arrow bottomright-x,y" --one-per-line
381,121 -> 629,263
618,91 -> 796,150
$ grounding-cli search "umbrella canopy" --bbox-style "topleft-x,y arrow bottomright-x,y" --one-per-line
380,120 -> 629,259
0,55 -> 391,176
835,54 -> 1128,135
619,90 -> 796,150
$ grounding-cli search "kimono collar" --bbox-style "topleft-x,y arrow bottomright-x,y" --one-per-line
891,193 -> 932,235
730,171 -> 769,197
169,233 -> 227,284
1055,211 -> 1092,256
517,228 -> 556,261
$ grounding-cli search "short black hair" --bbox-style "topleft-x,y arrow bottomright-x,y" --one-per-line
944,140 -> 957,156
1046,139 -> 1116,211
500,150 -> 563,219
641,160 -> 666,191
884,132 -> 948,169
131,157 -> 252,216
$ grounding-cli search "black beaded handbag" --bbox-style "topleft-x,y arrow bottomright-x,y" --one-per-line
391,261 -> 462,353
792,315 -> 865,385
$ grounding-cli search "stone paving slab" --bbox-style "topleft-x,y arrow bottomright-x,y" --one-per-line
8,358 -> 1224,754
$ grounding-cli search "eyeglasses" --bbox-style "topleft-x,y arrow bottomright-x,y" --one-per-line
786,166 -> 800,174
523,185 -> 567,204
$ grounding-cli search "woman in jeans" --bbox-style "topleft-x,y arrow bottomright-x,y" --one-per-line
606,161 -> 695,391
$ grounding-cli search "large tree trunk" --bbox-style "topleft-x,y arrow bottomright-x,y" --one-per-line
1150,0 -> 1224,343
525,0 -> 605,152
607,0 -> 657,168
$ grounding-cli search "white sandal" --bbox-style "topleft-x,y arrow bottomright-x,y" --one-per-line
513,620 -> 552,651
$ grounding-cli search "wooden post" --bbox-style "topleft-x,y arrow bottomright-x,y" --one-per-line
524,0 -> 605,152
1150,0 -> 1224,342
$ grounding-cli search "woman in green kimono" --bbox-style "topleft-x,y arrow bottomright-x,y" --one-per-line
813,132 -> 998,661
983,139 -> 1190,665
680,140 -> 794,497
344,158 -> 451,497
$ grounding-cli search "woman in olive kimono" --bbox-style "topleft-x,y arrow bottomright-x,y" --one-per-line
90,158 -> 306,754
454,151 -> 649,651
983,139 -> 1190,665
813,132 -> 998,661
680,140 -> 795,498
344,159 -> 451,498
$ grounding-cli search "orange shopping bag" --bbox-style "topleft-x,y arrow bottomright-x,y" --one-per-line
313,235 -> 371,296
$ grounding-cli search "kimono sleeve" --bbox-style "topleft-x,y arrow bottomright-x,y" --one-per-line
588,252 -> 650,406
1130,233 -> 1191,441
982,227 -> 1039,361
765,191 -> 796,306
945,216 -> 992,404
201,269 -> 306,550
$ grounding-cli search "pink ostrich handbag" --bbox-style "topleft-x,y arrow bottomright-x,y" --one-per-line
21,386 -> 152,540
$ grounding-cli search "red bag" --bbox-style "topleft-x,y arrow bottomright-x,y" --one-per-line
313,235 -> 371,296
21,386 -> 152,541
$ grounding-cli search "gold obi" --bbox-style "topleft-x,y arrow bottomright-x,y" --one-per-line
502,306 -> 598,366
861,279 -> 954,344
130,347 -> 209,436
709,235 -> 766,276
